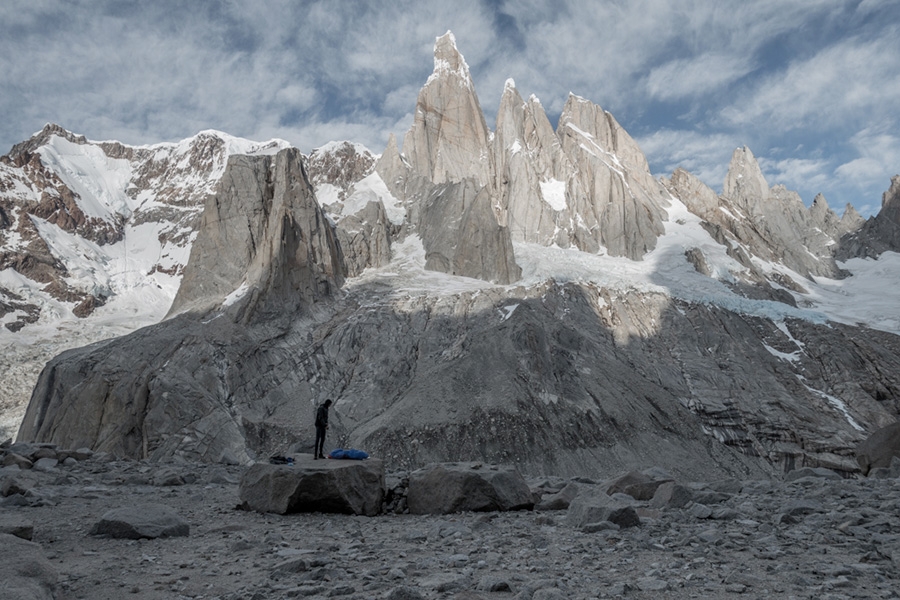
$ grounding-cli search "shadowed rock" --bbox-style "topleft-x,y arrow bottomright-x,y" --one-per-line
407,462 -> 534,514
0,533 -> 59,600
566,491 -> 641,529
239,457 -> 385,516
90,503 -> 189,539
856,421 -> 900,475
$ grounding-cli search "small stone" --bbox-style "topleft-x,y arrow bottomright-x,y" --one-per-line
0,514 -> 34,540
688,503 -> 713,519
32,457 -> 59,472
582,521 -> 620,533
636,577 -> 669,591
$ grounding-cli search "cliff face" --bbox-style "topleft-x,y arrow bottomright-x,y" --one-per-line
168,148 -> 343,321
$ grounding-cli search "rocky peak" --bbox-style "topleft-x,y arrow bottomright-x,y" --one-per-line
838,175 -> 900,260
430,31 -> 473,88
308,141 -> 376,203
557,94 -> 650,175
373,133 -> 409,200
722,146 -> 770,213
167,148 -> 344,322
3,124 -> 88,165
881,175 -> 900,222
666,168 -> 719,220
401,31 -> 493,188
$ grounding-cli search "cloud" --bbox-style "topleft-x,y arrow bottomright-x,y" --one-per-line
644,54 -> 755,101
760,157 -> 832,195
637,129 -> 742,191
719,29 -> 900,131
835,127 -> 900,185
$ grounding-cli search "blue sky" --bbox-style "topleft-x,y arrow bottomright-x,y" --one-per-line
2,0 -> 899,216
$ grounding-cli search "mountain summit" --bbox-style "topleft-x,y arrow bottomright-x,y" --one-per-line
6,34 -> 900,479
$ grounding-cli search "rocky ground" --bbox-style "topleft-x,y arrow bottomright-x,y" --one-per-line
2,444 -> 900,600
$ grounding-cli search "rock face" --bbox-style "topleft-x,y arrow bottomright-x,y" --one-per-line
668,146 -> 848,282
406,462 -> 534,514
16,148 -> 344,462
401,32 -> 493,189
168,147 -> 344,320
419,180 -> 521,284
239,457 -> 384,516
838,175 -> 900,259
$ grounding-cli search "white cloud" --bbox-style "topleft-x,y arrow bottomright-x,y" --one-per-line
719,32 -> 900,131
760,157 -> 832,195
637,129 -> 742,191
835,128 -> 900,185
645,54 -> 755,101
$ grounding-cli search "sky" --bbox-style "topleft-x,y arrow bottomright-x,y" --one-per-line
2,0 -> 899,217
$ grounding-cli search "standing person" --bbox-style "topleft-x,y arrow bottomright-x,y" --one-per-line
314,399 -> 332,459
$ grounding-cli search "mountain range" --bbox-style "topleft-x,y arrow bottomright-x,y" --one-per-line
3,32 -> 900,480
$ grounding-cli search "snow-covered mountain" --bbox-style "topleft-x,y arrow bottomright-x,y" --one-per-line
7,33 -> 900,479
0,126 -> 290,436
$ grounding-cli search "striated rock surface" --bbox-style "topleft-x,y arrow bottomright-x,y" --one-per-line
168,147 -> 344,321
401,32 -> 493,189
419,180 -> 521,284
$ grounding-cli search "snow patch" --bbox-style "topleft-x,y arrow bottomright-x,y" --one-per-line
540,179 -> 567,211
499,304 -> 519,321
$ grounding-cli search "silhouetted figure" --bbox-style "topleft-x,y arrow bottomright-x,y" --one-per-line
314,399 -> 332,459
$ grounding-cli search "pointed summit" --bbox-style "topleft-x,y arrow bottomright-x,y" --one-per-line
401,30 -> 492,187
723,146 -> 770,213
429,31 -> 473,88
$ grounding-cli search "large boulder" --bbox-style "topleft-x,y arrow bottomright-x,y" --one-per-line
856,422 -> 900,475
239,456 -> 385,516
0,533 -> 59,600
90,503 -> 189,539
406,462 -> 534,514
566,491 -> 641,529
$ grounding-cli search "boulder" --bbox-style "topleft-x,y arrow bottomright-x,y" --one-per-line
239,456 -> 384,516
1,473 -> 37,497
406,462 -> 533,514
536,482 -> 580,511
566,491 -> 641,529
0,514 -> 34,540
90,503 -> 189,539
0,533 -> 59,600
856,422 -> 900,475
867,455 -> 900,479
649,481 -> 694,509
2,453 -> 33,469
606,470 -> 671,500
